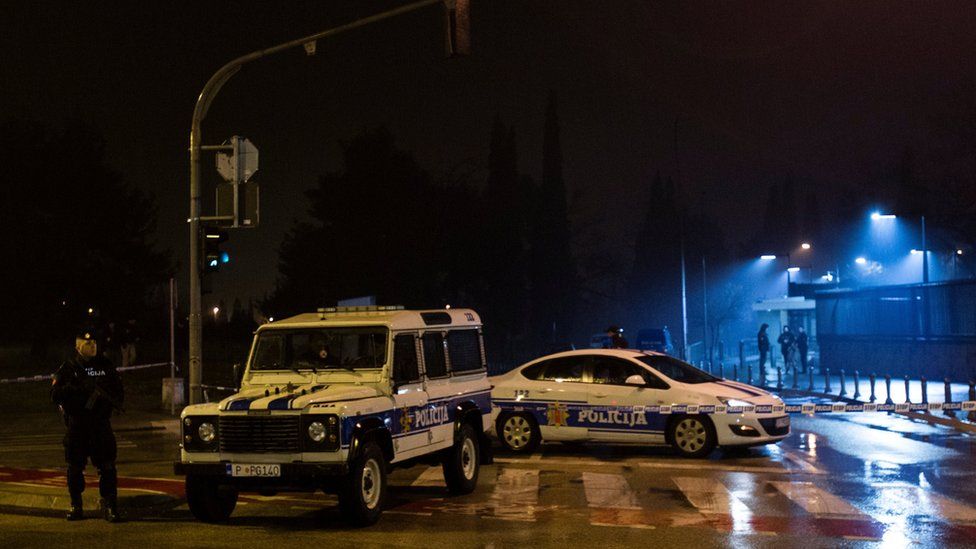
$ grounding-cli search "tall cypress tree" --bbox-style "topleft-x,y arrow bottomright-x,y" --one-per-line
528,90 -> 578,352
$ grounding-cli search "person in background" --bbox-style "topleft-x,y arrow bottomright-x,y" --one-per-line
606,325 -> 628,349
796,326 -> 809,373
777,326 -> 796,375
757,323 -> 770,372
51,325 -> 125,522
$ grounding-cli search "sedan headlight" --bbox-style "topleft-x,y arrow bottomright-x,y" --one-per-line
718,397 -> 752,408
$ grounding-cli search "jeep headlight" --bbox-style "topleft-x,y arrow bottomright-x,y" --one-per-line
198,422 -> 216,443
307,421 -> 326,442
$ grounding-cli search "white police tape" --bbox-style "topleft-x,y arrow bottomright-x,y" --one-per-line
629,402 -> 976,415
0,362 -> 170,384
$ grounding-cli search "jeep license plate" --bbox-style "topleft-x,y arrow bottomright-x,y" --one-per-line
227,464 -> 281,477
775,417 -> 790,428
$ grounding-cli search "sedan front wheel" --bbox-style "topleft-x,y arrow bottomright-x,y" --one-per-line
668,415 -> 716,458
497,412 -> 540,454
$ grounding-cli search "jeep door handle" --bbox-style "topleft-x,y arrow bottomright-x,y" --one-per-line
593,393 -> 608,398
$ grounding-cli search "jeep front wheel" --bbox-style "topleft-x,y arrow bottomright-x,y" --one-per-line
339,440 -> 387,526
443,423 -> 480,494
185,474 -> 238,523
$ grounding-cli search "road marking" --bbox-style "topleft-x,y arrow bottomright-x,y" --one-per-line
487,468 -> 539,521
782,451 -> 826,474
583,472 -> 640,509
639,461 -> 801,474
410,466 -> 445,487
497,456 -> 810,474
770,481 -> 864,516
672,477 -> 749,515
868,485 -> 976,524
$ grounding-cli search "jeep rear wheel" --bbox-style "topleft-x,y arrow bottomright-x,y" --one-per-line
443,423 -> 480,494
339,440 -> 387,526
185,474 -> 238,523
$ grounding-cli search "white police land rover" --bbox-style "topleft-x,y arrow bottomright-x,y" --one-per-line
175,306 -> 492,526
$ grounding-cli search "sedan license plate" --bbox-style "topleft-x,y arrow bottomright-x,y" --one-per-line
227,463 -> 281,477
775,417 -> 790,428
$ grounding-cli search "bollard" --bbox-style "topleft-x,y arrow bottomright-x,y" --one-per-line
747,364 -> 753,386
869,373 -> 877,403
739,341 -> 745,379
853,370 -> 861,400
777,367 -> 783,390
839,369 -> 847,398
791,363 -> 799,390
904,375 -> 911,404
921,377 -> 928,405
807,367 -> 814,392
884,374 -> 893,405
968,380 -> 976,423
944,378 -> 955,418
760,362 -> 767,387
824,368 -> 831,393
733,363 -> 739,382
719,362 -> 725,379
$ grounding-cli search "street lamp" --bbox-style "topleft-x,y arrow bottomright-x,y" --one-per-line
871,212 -> 926,283
185,0 -> 462,404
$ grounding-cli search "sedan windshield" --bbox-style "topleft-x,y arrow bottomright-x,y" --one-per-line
635,354 -> 719,384
250,327 -> 388,372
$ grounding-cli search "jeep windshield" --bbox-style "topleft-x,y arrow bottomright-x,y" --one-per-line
250,327 -> 388,372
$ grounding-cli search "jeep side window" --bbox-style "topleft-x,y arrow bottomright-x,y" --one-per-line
446,329 -> 483,373
422,332 -> 447,378
392,334 -> 420,385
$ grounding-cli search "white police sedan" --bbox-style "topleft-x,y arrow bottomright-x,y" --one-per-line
490,349 -> 789,458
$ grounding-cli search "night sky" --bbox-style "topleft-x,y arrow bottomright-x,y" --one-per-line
4,1 -> 975,308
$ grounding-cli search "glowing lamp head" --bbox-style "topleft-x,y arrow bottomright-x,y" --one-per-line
787,267 -> 800,273
855,257 -> 867,265
760,255 -> 776,260
800,243 -> 811,250
957,249 -> 964,256
870,212 -> 896,220
910,249 -> 921,255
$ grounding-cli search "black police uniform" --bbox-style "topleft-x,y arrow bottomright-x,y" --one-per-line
51,346 -> 124,521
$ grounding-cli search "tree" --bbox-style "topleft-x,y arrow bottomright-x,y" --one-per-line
264,127 -> 481,319
0,118 -> 172,343
528,91 -> 578,353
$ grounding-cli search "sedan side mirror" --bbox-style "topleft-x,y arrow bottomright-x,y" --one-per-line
625,374 -> 646,386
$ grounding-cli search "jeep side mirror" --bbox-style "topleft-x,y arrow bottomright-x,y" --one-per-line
625,374 -> 646,386
233,363 -> 244,389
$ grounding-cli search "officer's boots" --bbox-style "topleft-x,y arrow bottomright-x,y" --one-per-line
66,498 -> 84,521
101,497 -> 121,523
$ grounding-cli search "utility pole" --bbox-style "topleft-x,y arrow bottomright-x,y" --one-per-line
187,0 -> 465,403
702,256 -> 708,365
680,237 -> 689,362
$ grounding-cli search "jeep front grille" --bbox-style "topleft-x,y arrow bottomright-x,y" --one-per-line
219,415 -> 301,453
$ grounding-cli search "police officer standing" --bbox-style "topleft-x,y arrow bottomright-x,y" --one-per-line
51,326 -> 124,522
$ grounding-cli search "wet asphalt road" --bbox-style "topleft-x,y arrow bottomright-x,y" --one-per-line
0,403 -> 974,548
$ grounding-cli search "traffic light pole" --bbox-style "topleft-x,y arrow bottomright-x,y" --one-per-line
187,0 -> 455,404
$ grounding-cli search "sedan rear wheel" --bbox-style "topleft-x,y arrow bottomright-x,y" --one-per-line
669,415 -> 716,458
497,413 -> 540,454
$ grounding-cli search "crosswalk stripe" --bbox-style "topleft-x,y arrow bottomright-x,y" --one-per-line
871,485 -> 976,524
582,472 -> 640,509
672,477 -> 750,516
410,466 -> 446,487
487,468 -> 539,521
769,481 -> 865,516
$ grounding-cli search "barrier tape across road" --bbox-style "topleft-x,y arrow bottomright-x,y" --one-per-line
0,362 -> 170,384
2,366 -> 974,415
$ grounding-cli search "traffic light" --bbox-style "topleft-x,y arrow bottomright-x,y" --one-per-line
202,226 -> 229,272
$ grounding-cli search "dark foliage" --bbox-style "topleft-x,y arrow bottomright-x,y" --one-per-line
0,118 -> 172,344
